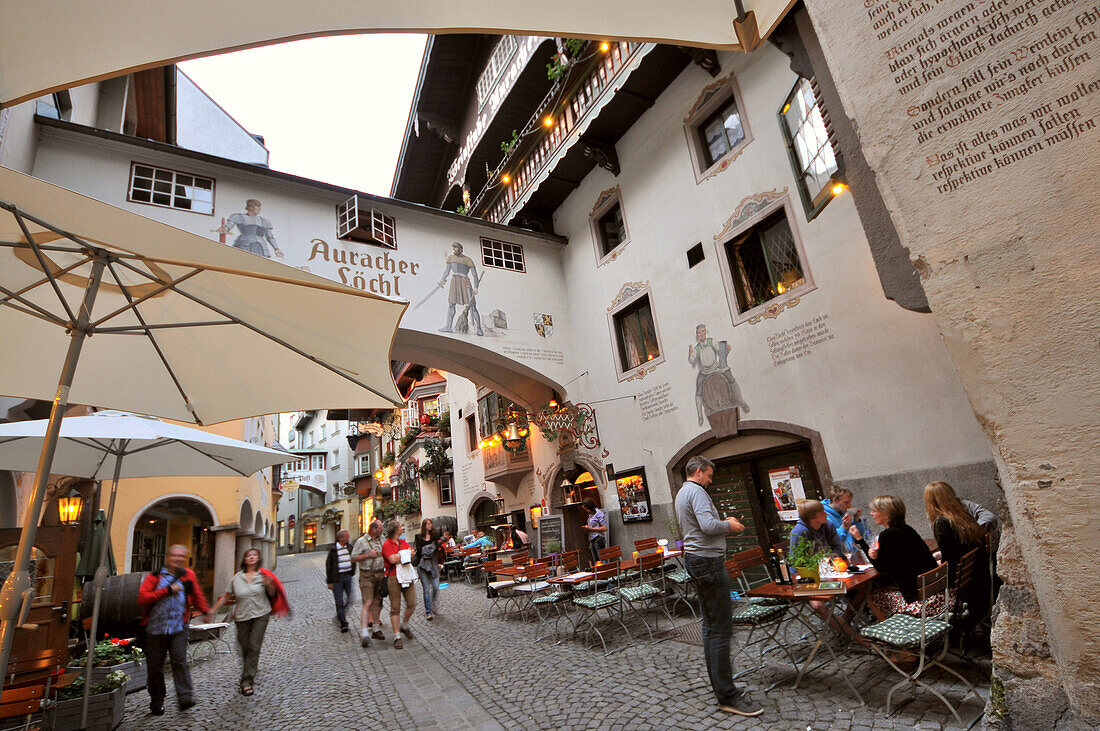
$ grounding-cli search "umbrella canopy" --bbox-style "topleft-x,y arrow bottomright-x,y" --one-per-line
74,510 -> 116,580
0,410 -> 296,479
0,166 -> 405,423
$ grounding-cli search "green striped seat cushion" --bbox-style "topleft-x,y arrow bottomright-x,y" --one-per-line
730,603 -> 786,625
618,584 -> 661,601
859,613 -> 950,649
665,569 -> 692,584
747,596 -> 787,606
574,592 -> 619,610
533,592 -> 572,605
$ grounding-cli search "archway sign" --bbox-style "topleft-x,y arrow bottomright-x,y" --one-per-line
0,0 -> 795,106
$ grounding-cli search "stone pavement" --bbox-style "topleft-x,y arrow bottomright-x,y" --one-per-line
120,552 -> 990,730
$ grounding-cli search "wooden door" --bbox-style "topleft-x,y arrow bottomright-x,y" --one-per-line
709,461 -> 769,557
0,526 -> 79,672
752,448 -> 822,549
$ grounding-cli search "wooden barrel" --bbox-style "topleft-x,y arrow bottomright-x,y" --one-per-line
432,515 -> 458,539
80,572 -> 145,637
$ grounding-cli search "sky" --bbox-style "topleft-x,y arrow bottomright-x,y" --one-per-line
179,34 -> 427,196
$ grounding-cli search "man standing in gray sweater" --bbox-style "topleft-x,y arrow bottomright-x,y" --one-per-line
674,455 -> 763,717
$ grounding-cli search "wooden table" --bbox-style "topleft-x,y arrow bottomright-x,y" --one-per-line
748,567 -> 879,705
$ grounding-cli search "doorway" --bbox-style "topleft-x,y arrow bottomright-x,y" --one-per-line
130,497 -> 215,596
552,470 -> 603,568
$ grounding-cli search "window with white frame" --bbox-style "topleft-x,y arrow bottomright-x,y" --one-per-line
466,414 -> 478,452
480,237 -> 525,272
310,454 -> 325,470
337,195 -> 397,248
589,187 -> 630,262
356,453 -> 371,476
780,77 -> 840,218
606,286 -> 665,380
305,431 -> 314,447
718,204 -> 812,321
439,473 -> 455,505
331,449 -> 340,469
401,406 -> 419,431
128,163 -> 214,214
476,35 -> 520,107
683,77 -> 753,183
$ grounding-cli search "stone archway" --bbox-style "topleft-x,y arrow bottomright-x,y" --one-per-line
128,495 -> 217,596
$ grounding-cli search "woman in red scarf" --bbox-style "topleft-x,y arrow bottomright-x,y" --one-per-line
212,548 -> 290,695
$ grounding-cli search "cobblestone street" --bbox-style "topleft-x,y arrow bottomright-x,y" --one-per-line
120,552 -> 989,730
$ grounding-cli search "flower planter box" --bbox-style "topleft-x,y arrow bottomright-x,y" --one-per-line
47,685 -> 126,731
67,659 -> 146,693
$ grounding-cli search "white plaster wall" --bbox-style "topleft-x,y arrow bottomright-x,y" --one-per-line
551,45 -> 993,507
175,70 -> 269,165
446,374 -> 486,533
30,126 -> 578,400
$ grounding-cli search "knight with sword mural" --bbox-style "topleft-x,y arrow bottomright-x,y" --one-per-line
432,241 -> 483,336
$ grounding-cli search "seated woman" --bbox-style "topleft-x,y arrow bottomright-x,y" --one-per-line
857,495 -> 943,621
924,481 -> 991,627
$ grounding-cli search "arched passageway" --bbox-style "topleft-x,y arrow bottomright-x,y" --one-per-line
130,497 -> 216,596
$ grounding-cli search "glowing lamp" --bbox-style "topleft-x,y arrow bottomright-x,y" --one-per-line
832,557 -> 848,573
600,41 -> 610,52
57,494 -> 83,525
374,469 -> 384,481
832,182 -> 847,196
548,400 -> 558,409
782,103 -> 791,114
530,505 -> 542,529
501,174 -> 511,185
543,116 -> 554,128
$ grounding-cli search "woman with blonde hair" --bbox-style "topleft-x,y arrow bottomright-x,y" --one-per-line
856,495 -> 942,621
924,481 -> 990,625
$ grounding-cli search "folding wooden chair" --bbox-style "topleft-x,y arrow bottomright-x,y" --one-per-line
483,560 -> 517,619
859,562 -> 982,726
571,561 -> 632,657
725,558 -> 797,680
0,683 -> 44,731
616,552 -> 671,643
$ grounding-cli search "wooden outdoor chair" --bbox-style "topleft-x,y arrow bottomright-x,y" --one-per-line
616,552 -> 670,643
511,562 -> 553,626
3,648 -> 78,731
534,551 -> 580,642
859,562 -> 983,726
725,558 -> 796,680
483,560 -> 516,620
508,550 -> 529,566
571,561 -> 632,656
633,537 -> 659,555
0,683 -> 44,731
460,546 -> 485,584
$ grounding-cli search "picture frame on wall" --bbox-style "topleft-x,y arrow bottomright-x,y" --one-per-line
614,467 -> 653,523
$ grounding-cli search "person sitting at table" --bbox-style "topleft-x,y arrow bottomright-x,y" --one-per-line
789,500 -> 865,642
924,481 -> 991,627
441,530 -> 457,550
821,486 -> 872,559
466,528 -> 494,551
856,495 -> 944,621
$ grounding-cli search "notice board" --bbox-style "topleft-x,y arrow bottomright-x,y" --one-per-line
538,515 -> 564,557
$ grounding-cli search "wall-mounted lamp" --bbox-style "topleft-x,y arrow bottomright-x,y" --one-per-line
57,494 -> 84,526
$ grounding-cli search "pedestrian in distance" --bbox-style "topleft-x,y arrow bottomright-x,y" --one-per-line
351,519 -> 387,647
136,544 -> 211,716
674,456 -> 764,717
580,498 -> 607,565
211,548 -> 290,695
381,520 -> 418,648
414,518 -> 443,620
325,529 -> 355,633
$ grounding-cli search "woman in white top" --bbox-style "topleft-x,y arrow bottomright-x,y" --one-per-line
212,548 -> 287,695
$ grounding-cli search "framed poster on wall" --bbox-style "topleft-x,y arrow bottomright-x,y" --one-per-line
614,467 -> 653,523
768,466 -> 807,522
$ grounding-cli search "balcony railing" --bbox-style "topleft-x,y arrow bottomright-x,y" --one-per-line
475,41 -> 651,225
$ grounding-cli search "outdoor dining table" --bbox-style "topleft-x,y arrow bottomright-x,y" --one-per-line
747,566 -> 879,706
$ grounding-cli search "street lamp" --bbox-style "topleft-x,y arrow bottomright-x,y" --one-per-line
57,494 -> 83,525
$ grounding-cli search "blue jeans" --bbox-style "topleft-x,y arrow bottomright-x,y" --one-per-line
331,573 -> 354,627
589,535 -> 606,565
418,567 -> 439,615
685,553 -> 739,706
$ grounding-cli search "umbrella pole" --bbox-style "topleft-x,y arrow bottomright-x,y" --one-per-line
0,255 -> 106,695
81,443 -> 126,728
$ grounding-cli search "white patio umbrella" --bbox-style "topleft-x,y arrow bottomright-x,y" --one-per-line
0,410 -> 294,725
0,166 -> 406,697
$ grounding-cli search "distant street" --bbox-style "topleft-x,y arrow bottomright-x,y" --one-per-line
120,552 -> 988,730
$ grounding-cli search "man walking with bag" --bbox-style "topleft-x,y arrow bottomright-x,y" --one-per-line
674,456 -> 763,718
137,544 -> 211,716
352,519 -> 387,646
326,529 -> 355,633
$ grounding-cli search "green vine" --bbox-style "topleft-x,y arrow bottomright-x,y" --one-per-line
56,670 -> 129,701
399,426 -> 421,450
381,450 -> 395,468
418,437 -> 453,481
546,38 -> 587,81
500,129 -> 520,154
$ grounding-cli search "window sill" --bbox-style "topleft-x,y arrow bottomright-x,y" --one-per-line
614,353 -> 666,383
731,286 -> 815,326
596,238 -> 631,267
694,141 -> 750,184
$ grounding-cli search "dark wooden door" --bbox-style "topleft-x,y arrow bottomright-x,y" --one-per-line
709,461 -> 769,556
752,448 -> 822,549
0,526 -> 79,671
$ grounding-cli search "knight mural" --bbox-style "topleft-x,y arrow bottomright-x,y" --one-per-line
437,242 -> 483,336
215,198 -> 283,259
688,323 -> 749,427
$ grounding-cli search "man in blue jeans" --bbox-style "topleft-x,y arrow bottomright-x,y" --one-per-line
674,456 -> 764,717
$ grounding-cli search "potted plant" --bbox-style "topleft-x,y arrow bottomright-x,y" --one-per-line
68,638 -> 146,693
49,669 -> 128,730
788,536 -> 827,581
666,514 -> 684,551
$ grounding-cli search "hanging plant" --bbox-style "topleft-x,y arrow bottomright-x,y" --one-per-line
546,38 -> 587,81
418,437 -> 453,481
399,426 -> 420,450
381,450 -> 395,468
500,129 -> 520,154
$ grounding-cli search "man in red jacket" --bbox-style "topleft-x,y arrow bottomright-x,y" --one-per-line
137,544 -> 211,716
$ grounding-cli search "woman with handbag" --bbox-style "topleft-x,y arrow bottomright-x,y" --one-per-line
413,518 -> 443,620
211,548 -> 290,695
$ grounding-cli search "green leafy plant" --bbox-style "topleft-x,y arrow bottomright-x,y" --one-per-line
56,669 -> 129,701
546,539 -> 562,554
500,129 -> 520,154
455,203 -> 469,216
547,38 -> 587,80
381,450 -> 395,468
379,491 -> 421,519
788,536 -> 827,569
74,639 -> 144,667
418,437 -> 452,481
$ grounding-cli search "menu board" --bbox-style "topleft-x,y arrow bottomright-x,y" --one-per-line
615,469 -> 652,523
537,514 -> 564,557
